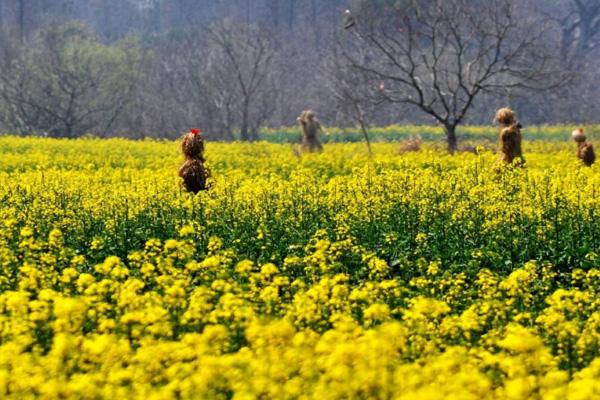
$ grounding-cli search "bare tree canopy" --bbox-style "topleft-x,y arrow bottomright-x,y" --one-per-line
0,0 -> 597,139
0,22 -> 140,137
206,20 -> 280,141
340,0 -> 564,152
542,0 -> 600,60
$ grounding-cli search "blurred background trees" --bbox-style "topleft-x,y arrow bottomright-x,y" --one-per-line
0,0 -> 596,140
339,0 -> 564,152
0,23 -> 140,137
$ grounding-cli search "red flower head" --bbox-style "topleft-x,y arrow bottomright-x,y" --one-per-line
190,128 -> 201,136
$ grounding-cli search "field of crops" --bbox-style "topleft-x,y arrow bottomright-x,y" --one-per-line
2,134 -> 600,398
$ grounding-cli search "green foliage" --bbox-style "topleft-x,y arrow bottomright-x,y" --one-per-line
1,136 -> 599,274
0,22 -> 143,138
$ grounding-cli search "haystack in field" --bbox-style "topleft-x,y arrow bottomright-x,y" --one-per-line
572,128 -> 595,167
398,137 -> 422,154
495,108 -> 524,165
179,128 -> 211,193
298,110 -> 324,153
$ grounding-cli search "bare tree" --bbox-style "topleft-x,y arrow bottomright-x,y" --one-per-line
0,0 -> 594,138
325,45 -> 382,155
0,23 -> 140,137
514,0 -> 600,124
341,0 -> 562,153
206,19 -> 278,141
145,20 -> 280,141
203,48 -> 240,140
147,30 -> 235,140
17,0 -> 25,42
549,0 -> 600,60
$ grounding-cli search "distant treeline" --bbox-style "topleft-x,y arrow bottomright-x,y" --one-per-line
0,1 -> 599,142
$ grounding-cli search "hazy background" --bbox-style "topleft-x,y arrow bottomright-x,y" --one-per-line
0,0 -> 598,140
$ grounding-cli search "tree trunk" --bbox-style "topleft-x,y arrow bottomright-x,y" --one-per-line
240,108 -> 249,141
65,123 -> 74,139
357,113 -> 372,156
18,0 -> 25,42
245,0 -> 251,24
445,124 -> 458,154
240,98 -> 253,141
288,0 -> 295,30
224,127 -> 235,141
268,0 -> 280,28
224,104 -> 234,140
240,125 -> 249,141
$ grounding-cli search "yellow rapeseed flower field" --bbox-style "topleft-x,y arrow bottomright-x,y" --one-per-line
2,135 -> 600,398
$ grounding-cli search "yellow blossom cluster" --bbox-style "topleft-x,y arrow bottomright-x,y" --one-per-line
1,136 -> 600,398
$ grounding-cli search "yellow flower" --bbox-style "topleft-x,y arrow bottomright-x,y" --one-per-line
498,324 -> 544,353
179,224 -> 195,237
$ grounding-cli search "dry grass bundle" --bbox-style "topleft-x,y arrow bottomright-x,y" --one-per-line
179,129 -> 210,193
398,137 -> 422,154
495,108 -> 523,165
495,107 -> 516,127
572,128 -> 595,166
297,110 -> 324,153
